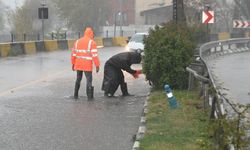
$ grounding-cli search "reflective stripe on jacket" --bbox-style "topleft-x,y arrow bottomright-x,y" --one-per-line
71,28 -> 100,71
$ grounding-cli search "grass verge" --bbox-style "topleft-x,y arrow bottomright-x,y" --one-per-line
139,90 -> 213,150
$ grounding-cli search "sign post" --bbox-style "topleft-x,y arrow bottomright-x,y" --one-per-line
202,5 -> 214,42
38,2 -> 48,41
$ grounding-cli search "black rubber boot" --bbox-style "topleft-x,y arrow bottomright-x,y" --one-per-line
74,83 -> 80,99
120,82 -> 131,96
104,92 -> 116,98
87,86 -> 94,100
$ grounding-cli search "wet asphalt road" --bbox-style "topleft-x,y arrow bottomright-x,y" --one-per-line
208,51 -> 250,105
0,47 -> 150,150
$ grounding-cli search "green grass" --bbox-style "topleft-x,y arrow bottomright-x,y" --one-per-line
139,90 -> 213,150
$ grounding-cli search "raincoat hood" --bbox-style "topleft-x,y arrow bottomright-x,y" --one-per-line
129,52 -> 141,64
84,27 -> 94,39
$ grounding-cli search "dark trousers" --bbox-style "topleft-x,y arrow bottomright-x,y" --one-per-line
102,63 -> 124,95
75,70 -> 92,94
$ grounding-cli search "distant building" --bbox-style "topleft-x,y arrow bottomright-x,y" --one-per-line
107,0 -> 172,26
135,0 -> 172,25
108,0 -> 135,26
102,0 -> 173,37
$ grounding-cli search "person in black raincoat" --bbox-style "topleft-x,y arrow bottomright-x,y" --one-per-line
102,52 -> 142,97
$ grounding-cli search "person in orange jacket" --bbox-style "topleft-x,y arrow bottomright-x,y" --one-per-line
71,27 -> 100,100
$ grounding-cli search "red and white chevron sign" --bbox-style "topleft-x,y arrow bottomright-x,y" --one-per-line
233,20 -> 250,28
202,11 -> 214,24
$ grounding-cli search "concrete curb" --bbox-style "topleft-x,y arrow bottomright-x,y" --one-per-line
132,92 -> 150,150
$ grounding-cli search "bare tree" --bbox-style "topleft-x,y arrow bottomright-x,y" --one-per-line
184,0 -> 203,26
8,0 -> 57,35
233,0 -> 250,19
184,0 -> 235,32
0,0 -> 5,32
213,0 -> 234,32
52,0 -> 110,33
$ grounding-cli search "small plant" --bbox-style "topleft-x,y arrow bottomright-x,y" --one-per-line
209,104 -> 250,150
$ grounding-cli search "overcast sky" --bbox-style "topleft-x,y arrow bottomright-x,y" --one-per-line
2,0 -> 25,9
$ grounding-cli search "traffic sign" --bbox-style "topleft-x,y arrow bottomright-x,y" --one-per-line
38,7 -> 49,19
233,20 -> 250,28
202,11 -> 214,24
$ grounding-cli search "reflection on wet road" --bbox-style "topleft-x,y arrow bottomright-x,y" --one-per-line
0,47 -> 150,150
208,51 -> 250,104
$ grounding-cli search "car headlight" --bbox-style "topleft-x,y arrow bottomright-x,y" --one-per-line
125,45 -> 131,51
136,49 -> 142,54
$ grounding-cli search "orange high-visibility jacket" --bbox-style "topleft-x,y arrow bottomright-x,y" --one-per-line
71,28 -> 100,71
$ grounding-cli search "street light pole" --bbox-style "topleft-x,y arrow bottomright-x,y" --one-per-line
119,0 -> 123,36
114,13 -> 117,37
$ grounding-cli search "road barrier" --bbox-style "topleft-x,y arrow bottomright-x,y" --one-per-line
24,42 -> 36,54
44,40 -> 58,52
1,31 -> 249,58
0,43 -> 11,57
112,36 -> 128,46
103,38 -> 113,47
0,37 -> 129,58
187,37 -> 250,149
57,40 -> 68,50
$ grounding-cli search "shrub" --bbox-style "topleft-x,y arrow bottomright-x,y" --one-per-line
143,22 -> 196,89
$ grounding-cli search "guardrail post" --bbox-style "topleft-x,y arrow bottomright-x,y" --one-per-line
210,96 -> 216,119
23,33 -> 26,41
199,68 -> 206,97
11,33 -> 14,43
188,72 -> 194,90
64,32 -> 67,40
51,32 -> 54,40
245,42 -> 249,48
120,30 -> 123,37
204,83 -> 209,109
200,81 -> 205,97
78,32 -> 81,38
106,30 -> 108,38
219,42 -> 223,51
37,33 -> 40,41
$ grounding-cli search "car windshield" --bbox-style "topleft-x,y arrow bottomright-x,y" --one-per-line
130,34 -> 145,43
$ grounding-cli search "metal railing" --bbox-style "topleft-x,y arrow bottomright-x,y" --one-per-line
0,29 -> 145,43
187,37 -> 250,149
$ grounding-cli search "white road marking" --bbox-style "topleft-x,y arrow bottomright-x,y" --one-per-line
0,69 -> 68,97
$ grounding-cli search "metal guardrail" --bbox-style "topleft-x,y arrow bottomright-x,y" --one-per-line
199,38 -> 250,114
187,37 -> 250,149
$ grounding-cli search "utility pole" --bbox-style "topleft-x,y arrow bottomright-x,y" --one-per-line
173,0 -> 186,24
